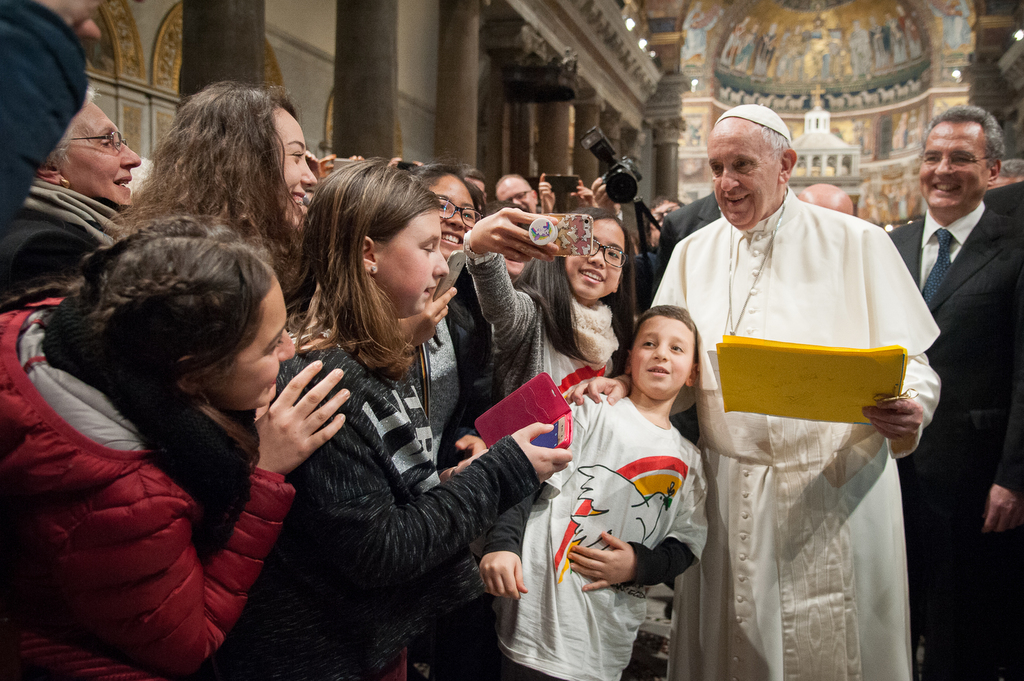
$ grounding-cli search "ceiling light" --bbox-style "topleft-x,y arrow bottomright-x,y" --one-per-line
625,17 -> 636,31
638,38 -> 647,49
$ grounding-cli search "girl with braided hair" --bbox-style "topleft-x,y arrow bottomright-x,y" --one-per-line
0,216 -> 348,680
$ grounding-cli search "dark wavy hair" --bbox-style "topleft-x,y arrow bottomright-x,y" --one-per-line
515,206 -> 636,376
120,82 -> 302,286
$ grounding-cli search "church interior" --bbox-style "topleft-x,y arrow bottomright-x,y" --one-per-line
84,0 -> 1022,228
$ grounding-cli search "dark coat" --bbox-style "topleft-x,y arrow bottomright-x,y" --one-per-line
890,209 -> 1024,515
654,193 -> 721,290
0,0 -> 88,232
0,208 -> 99,293
984,183 -> 1024,223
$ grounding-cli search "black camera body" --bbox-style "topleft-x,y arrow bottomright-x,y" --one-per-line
579,126 -> 642,204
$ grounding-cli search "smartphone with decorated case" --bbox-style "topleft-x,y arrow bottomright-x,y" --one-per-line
433,250 -> 466,300
528,214 -> 594,257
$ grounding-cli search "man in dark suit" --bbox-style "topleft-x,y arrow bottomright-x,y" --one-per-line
890,105 -> 1024,681
653,192 -> 720,289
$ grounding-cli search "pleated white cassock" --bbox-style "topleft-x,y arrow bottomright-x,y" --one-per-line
656,190 -> 940,681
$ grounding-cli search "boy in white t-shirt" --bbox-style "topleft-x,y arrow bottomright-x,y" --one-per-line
480,305 -> 708,681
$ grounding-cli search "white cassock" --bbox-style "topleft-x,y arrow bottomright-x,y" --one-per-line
655,190 -> 940,681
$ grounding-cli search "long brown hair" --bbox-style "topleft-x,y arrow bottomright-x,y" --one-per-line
120,82 -> 301,286
291,159 -> 439,380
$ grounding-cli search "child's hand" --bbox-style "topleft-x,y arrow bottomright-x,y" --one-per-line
512,423 -> 572,482
563,376 -> 631,406
480,551 -> 528,599
568,532 -> 637,592
256,362 -> 349,474
400,286 -> 456,346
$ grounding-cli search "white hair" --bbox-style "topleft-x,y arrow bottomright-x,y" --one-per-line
43,86 -> 99,170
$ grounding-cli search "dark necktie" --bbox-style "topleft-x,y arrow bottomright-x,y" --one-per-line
922,228 -> 952,303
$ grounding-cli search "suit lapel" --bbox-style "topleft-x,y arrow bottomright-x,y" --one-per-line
927,210 -> 1008,311
893,221 -> 924,283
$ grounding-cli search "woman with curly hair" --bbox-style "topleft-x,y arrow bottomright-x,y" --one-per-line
122,82 -> 317,287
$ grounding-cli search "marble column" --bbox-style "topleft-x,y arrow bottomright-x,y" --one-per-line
573,96 -> 601,185
434,0 -> 480,163
482,55 -> 509,193
333,0 -> 397,158
653,118 -> 681,199
180,0 -> 265,96
536,101 -> 570,175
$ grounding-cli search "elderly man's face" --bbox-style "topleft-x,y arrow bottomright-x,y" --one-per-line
920,121 -> 1000,226
707,118 -> 794,231
495,177 -> 538,212
61,104 -> 141,205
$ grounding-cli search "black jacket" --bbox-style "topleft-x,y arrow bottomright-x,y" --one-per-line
216,350 -> 539,681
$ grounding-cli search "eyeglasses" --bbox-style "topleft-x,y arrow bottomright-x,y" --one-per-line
921,151 -> 989,168
507,189 -> 533,203
69,131 -> 128,153
439,196 -> 482,228
592,238 -> 626,268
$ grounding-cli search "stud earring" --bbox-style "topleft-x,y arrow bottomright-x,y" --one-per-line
370,265 -> 377,274
59,177 -> 71,189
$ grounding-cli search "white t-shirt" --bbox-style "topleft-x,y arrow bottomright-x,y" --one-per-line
495,397 -> 707,681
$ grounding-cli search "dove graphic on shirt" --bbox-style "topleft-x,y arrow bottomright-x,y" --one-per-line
553,457 -> 688,584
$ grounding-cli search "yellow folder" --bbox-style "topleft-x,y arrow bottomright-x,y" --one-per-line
716,336 -> 908,424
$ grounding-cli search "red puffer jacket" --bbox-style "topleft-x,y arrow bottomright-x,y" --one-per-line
0,306 -> 296,680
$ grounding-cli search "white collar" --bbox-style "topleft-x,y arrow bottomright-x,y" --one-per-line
923,201 -> 985,246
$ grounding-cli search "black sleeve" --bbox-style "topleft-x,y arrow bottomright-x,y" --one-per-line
482,487 -> 540,556
0,0 -> 87,232
630,537 -> 695,586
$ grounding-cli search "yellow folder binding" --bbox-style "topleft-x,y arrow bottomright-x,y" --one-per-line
716,336 -> 908,424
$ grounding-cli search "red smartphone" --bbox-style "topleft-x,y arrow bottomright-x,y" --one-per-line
475,373 -> 573,449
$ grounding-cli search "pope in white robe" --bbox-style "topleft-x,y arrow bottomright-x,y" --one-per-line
655,106 -> 941,681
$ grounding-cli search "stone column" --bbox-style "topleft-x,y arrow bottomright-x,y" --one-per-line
573,95 -> 601,185
180,0 -> 265,96
508,101 -> 533,176
333,0 -> 398,158
536,101 -> 570,174
653,118 -> 681,199
434,0 -> 480,163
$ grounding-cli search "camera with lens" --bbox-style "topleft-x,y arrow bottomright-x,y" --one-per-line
579,126 -> 642,204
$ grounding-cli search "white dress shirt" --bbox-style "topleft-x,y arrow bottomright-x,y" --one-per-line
919,201 -> 986,288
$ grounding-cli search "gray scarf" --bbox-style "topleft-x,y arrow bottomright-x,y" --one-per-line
21,178 -> 117,245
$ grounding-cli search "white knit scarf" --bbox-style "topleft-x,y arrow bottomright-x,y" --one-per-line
571,298 -> 618,369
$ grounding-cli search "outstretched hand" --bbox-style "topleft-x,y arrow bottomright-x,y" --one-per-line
468,208 -> 560,263
256,361 -> 349,474
512,422 -> 572,482
538,173 -> 556,213
568,532 -> 637,591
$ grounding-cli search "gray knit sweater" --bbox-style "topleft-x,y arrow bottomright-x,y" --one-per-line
468,253 -> 549,400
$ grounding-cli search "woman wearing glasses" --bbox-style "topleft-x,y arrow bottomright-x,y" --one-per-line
465,206 -> 636,401
0,96 -> 141,293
